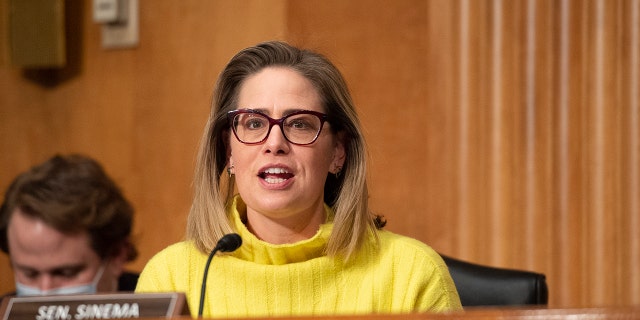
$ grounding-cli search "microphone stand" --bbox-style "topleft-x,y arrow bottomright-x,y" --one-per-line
197,233 -> 242,318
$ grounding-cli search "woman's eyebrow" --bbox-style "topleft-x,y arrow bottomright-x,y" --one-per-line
250,108 -> 307,117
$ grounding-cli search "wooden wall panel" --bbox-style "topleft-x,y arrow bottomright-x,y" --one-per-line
0,0 -> 288,294
286,0 -> 640,307
0,0 -> 638,309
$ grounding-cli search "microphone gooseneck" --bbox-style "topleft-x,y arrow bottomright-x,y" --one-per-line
197,233 -> 242,318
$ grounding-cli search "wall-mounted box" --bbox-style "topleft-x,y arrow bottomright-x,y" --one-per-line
8,0 -> 66,68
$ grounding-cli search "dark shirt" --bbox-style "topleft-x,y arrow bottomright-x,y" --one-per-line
117,271 -> 140,291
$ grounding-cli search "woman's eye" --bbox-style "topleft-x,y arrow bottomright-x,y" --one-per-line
290,120 -> 308,129
245,119 -> 265,129
286,117 -> 316,130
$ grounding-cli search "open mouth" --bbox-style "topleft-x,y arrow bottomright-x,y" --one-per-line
258,167 -> 294,184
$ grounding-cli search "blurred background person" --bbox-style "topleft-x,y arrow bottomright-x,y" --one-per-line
0,154 -> 138,297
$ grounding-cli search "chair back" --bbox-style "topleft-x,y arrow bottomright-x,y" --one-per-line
441,255 -> 548,306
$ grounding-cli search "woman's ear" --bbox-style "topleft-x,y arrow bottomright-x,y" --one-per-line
332,132 -> 347,173
224,130 -> 235,174
223,129 -> 232,157
228,155 -> 235,175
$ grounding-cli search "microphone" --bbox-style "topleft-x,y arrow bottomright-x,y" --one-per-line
197,233 -> 242,318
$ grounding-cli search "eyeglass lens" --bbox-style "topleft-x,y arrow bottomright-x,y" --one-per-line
232,112 -> 323,145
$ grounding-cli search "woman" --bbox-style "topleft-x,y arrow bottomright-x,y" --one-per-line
136,41 -> 462,318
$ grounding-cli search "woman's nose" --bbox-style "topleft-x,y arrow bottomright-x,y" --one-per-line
264,125 -> 290,154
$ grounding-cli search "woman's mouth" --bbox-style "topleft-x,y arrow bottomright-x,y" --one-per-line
258,167 -> 294,184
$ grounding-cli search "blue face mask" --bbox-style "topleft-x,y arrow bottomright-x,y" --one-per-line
15,264 -> 106,297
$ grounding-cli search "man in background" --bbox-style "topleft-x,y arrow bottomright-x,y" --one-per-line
0,154 -> 138,296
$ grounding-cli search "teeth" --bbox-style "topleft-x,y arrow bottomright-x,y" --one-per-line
261,167 -> 290,184
264,177 -> 286,184
263,168 -> 289,174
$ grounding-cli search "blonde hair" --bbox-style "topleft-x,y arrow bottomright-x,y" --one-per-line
186,41 -> 378,258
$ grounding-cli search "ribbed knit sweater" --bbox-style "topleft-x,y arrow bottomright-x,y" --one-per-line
135,197 -> 462,318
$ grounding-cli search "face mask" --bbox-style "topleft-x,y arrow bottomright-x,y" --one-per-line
15,264 -> 106,296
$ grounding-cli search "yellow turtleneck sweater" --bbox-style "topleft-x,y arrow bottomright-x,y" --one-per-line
135,197 -> 462,318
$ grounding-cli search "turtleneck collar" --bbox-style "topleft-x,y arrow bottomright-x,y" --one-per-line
228,195 -> 334,265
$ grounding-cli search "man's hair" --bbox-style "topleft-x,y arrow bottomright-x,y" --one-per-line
0,154 -> 137,262
186,40 -> 378,259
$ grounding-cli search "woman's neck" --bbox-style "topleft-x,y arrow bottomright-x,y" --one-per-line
244,205 -> 326,244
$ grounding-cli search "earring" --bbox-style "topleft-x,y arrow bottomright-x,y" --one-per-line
334,165 -> 343,178
227,164 -> 235,178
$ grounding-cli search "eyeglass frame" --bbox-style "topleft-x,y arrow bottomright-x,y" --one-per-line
227,109 -> 330,145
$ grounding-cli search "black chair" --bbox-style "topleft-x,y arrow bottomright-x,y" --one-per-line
117,271 -> 140,292
441,255 -> 548,307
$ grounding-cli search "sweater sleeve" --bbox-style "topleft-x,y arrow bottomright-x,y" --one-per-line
379,232 -> 463,312
135,242 -> 195,293
417,249 -> 463,312
135,247 -> 176,293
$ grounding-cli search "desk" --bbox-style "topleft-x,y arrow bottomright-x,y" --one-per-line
151,306 -> 640,320
3,296 -> 638,319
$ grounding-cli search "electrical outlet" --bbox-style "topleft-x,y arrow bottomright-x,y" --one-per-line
93,0 -> 120,23
100,0 -> 138,49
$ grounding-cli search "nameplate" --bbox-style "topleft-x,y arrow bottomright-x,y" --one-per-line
0,292 -> 189,320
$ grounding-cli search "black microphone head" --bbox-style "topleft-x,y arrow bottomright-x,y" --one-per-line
215,233 -> 242,252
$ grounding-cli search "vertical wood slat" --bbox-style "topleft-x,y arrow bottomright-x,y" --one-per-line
555,0 -> 573,305
457,0 -> 471,259
529,0 -> 555,278
457,0 -> 493,261
489,0 -> 505,264
628,0 -> 640,304
523,0 -> 538,269
589,0 -> 619,306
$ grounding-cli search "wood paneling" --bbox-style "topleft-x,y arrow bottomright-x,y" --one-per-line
1,0 -> 638,308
